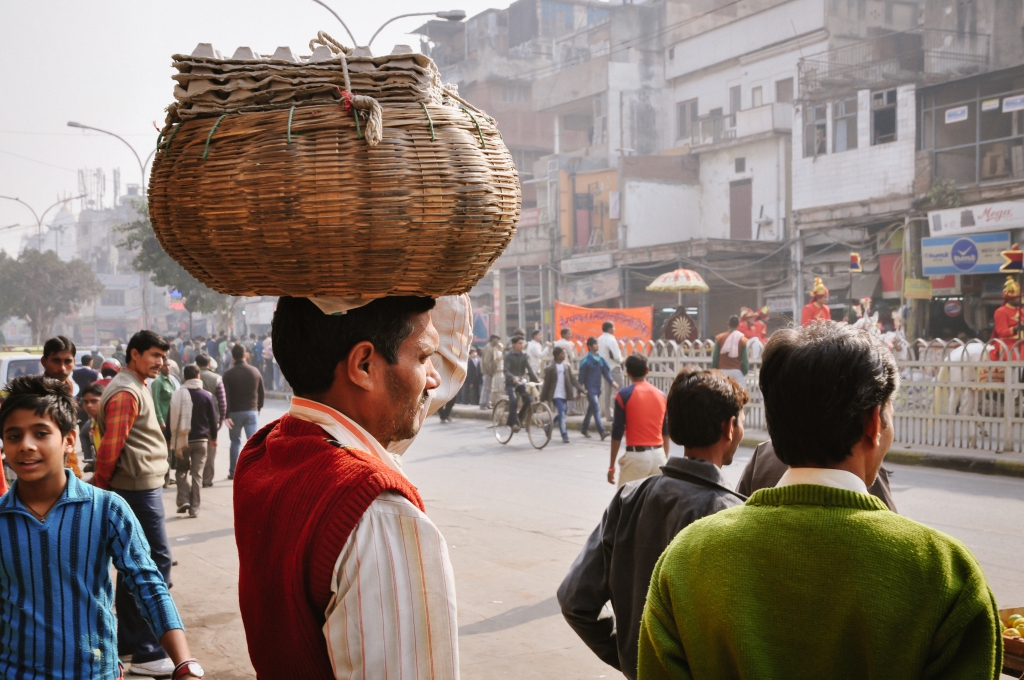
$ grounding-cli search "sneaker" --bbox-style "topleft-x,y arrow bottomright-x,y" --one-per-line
600,431 -> 609,441
202,483 -> 213,488
129,657 -> 175,677
581,431 -> 591,438
562,438 -> 570,444
227,473 -> 234,481
188,512 -> 199,519
176,505 -> 190,514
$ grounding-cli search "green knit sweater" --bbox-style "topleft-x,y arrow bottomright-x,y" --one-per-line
638,484 -> 1002,680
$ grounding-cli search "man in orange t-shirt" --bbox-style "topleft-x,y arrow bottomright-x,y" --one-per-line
801,278 -> 832,326
737,308 -> 757,339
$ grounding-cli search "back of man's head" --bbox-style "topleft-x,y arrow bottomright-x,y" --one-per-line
80,354 -> 93,367
759,322 -> 898,467
43,336 -> 76,360
728,315 -> 740,330
560,327 -> 571,339
624,353 -> 648,380
126,330 -> 169,364
586,337 -> 598,351
667,367 -> 748,448
602,321 -> 614,333
184,365 -> 201,380
272,296 -> 436,397
232,344 -> 246,362
195,354 -> 210,369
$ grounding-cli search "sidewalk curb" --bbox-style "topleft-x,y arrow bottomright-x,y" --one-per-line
448,408 -> 1024,479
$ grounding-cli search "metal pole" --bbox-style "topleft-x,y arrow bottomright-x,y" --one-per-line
517,266 -> 526,333
67,123 -> 145,193
538,265 -> 545,339
793,235 -> 804,323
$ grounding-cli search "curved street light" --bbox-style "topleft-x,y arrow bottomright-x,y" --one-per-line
368,10 -> 467,49
67,121 -> 148,193
0,194 -> 87,247
309,0 -> 358,46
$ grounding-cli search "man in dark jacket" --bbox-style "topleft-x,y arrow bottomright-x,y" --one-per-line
540,346 -> 585,443
577,337 -> 617,440
223,344 -> 265,480
737,440 -> 898,512
557,366 -> 747,678
503,335 -> 538,429
170,365 -> 219,517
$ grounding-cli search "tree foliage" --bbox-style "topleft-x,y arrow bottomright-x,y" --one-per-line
117,204 -> 233,319
0,249 -> 105,344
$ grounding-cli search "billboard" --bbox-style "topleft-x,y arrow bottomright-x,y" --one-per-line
922,232 -> 1011,275
557,269 -> 621,306
928,201 -> 1024,237
554,301 -> 653,343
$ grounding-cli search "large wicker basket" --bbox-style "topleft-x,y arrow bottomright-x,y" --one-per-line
148,38 -> 520,298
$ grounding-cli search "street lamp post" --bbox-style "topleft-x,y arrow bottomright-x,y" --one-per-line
0,194 -> 87,248
309,2 -> 466,50
67,121 -> 149,194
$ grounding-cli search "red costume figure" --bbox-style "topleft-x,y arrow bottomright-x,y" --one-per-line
990,276 -> 1023,364
737,307 -> 757,339
752,306 -> 769,343
801,277 -> 832,326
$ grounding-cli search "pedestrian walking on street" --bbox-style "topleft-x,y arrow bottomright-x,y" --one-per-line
233,295 -> 470,679
0,376 -> 205,680
169,365 -> 219,518
504,335 -> 539,430
196,354 -> 227,486
711,315 -> 749,386
637,322 -> 1002,679
554,328 -> 579,415
479,334 -> 502,409
578,337 -> 617,440
540,346 -> 584,443
559,365 -> 747,679
151,359 -> 175,439
223,343 -> 265,480
94,330 -> 178,677
527,329 -> 551,377
608,354 -> 669,486
40,336 -> 82,478
463,346 -> 482,405
72,353 -> 100,395
79,382 -> 103,470
598,322 -> 623,420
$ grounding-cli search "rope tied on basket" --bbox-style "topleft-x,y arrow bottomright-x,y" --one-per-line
202,114 -> 228,160
309,31 -> 382,146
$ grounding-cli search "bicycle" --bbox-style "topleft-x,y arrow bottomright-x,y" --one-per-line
491,381 -> 553,449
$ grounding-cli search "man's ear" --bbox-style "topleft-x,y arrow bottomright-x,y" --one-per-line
343,341 -> 378,391
64,427 -> 78,453
721,416 -> 736,444
862,405 -> 882,447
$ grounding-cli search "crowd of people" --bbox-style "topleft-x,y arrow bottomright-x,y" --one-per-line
0,329 -> 265,679
0,299 -> 1008,679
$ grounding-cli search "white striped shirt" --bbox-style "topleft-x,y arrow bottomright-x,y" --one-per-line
288,295 -> 471,679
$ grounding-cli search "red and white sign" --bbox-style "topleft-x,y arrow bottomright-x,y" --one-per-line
928,200 -> 1024,237
929,274 -> 961,296
944,300 -> 963,317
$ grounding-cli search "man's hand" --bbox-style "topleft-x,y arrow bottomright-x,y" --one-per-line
607,467 -> 616,485
224,418 -> 234,430
612,382 -> 619,390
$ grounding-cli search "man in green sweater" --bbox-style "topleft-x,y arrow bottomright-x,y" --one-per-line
638,321 -> 1002,680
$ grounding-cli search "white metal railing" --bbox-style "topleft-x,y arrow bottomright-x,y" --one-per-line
550,337 -> 1024,453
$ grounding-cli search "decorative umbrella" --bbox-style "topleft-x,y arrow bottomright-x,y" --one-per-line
646,269 -> 710,293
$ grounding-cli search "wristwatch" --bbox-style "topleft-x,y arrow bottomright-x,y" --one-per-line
173,659 -> 205,679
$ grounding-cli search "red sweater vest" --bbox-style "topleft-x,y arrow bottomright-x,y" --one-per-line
233,415 -> 424,679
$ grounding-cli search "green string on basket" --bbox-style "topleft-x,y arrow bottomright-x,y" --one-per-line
287,106 -> 296,144
155,129 -> 165,155
162,124 -> 181,156
202,115 -> 228,161
461,107 -> 486,149
352,104 -> 363,141
420,102 -> 435,142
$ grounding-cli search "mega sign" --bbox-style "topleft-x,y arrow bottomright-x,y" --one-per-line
928,200 -> 1024,237
922,232 -> 1011,276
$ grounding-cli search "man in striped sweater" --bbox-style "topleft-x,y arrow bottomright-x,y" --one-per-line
234,295 -> 471,679
0,376 -> 203,680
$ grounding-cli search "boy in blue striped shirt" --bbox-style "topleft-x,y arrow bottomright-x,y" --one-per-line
0,376 -> 204,680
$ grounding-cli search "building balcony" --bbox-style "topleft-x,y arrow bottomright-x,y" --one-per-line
690,103 -> 793,149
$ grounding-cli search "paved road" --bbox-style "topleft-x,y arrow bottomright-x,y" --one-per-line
164,399 -> 1024,679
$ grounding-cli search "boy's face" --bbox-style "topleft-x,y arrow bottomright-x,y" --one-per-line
82,394 -> 101,419
41,350 -> 75,381
2,409 -> 75,484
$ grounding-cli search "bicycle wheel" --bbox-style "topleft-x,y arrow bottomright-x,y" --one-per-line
492,399 -> 513,444
527,401 -> 554,450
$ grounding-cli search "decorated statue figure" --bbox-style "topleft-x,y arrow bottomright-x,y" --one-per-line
751,306 -> 769,343
992,276 -> 1023,345
737,307 -> 757,339
801,277 -> 832,326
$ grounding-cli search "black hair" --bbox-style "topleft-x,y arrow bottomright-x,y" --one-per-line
183,365 -> 200,380
602,322 -> 614,333
80,355 -> 93,367
195,354 -> 210,368
560,327 -> 571,337
126,330 -> 170,364
232,344 -> 245,361
728,315 -> 740,329
42,336 -> 76,359
759,322 -> 899,467
489,334 -> 500,341
0,376 -> 77,437
531,329 -> 541,339
624,353 -> 648,379
552,346 -> 565,359
81,383 -> 105,399
510,335 -> 524,346
666,366 -> 749,447
586,336 -> 598,348
272,296 -> 436,397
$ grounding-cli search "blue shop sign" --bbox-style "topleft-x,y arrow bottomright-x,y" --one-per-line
922,231 -> 1011,275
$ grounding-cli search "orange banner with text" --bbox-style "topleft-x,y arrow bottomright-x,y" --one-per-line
554,301 -> 654,343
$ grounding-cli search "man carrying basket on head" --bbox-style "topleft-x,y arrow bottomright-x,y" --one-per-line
233,295 -> 471,679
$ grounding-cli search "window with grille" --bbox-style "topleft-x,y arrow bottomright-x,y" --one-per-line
804,104 -> 827,157
833,97 -> 858,152
872,89 -> 898,145
677,99 -> 698,140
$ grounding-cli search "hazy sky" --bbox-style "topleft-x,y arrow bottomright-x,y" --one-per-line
0,0 -> 500,254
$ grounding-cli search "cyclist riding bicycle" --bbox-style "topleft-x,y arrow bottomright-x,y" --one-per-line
504,335 -> 539,431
